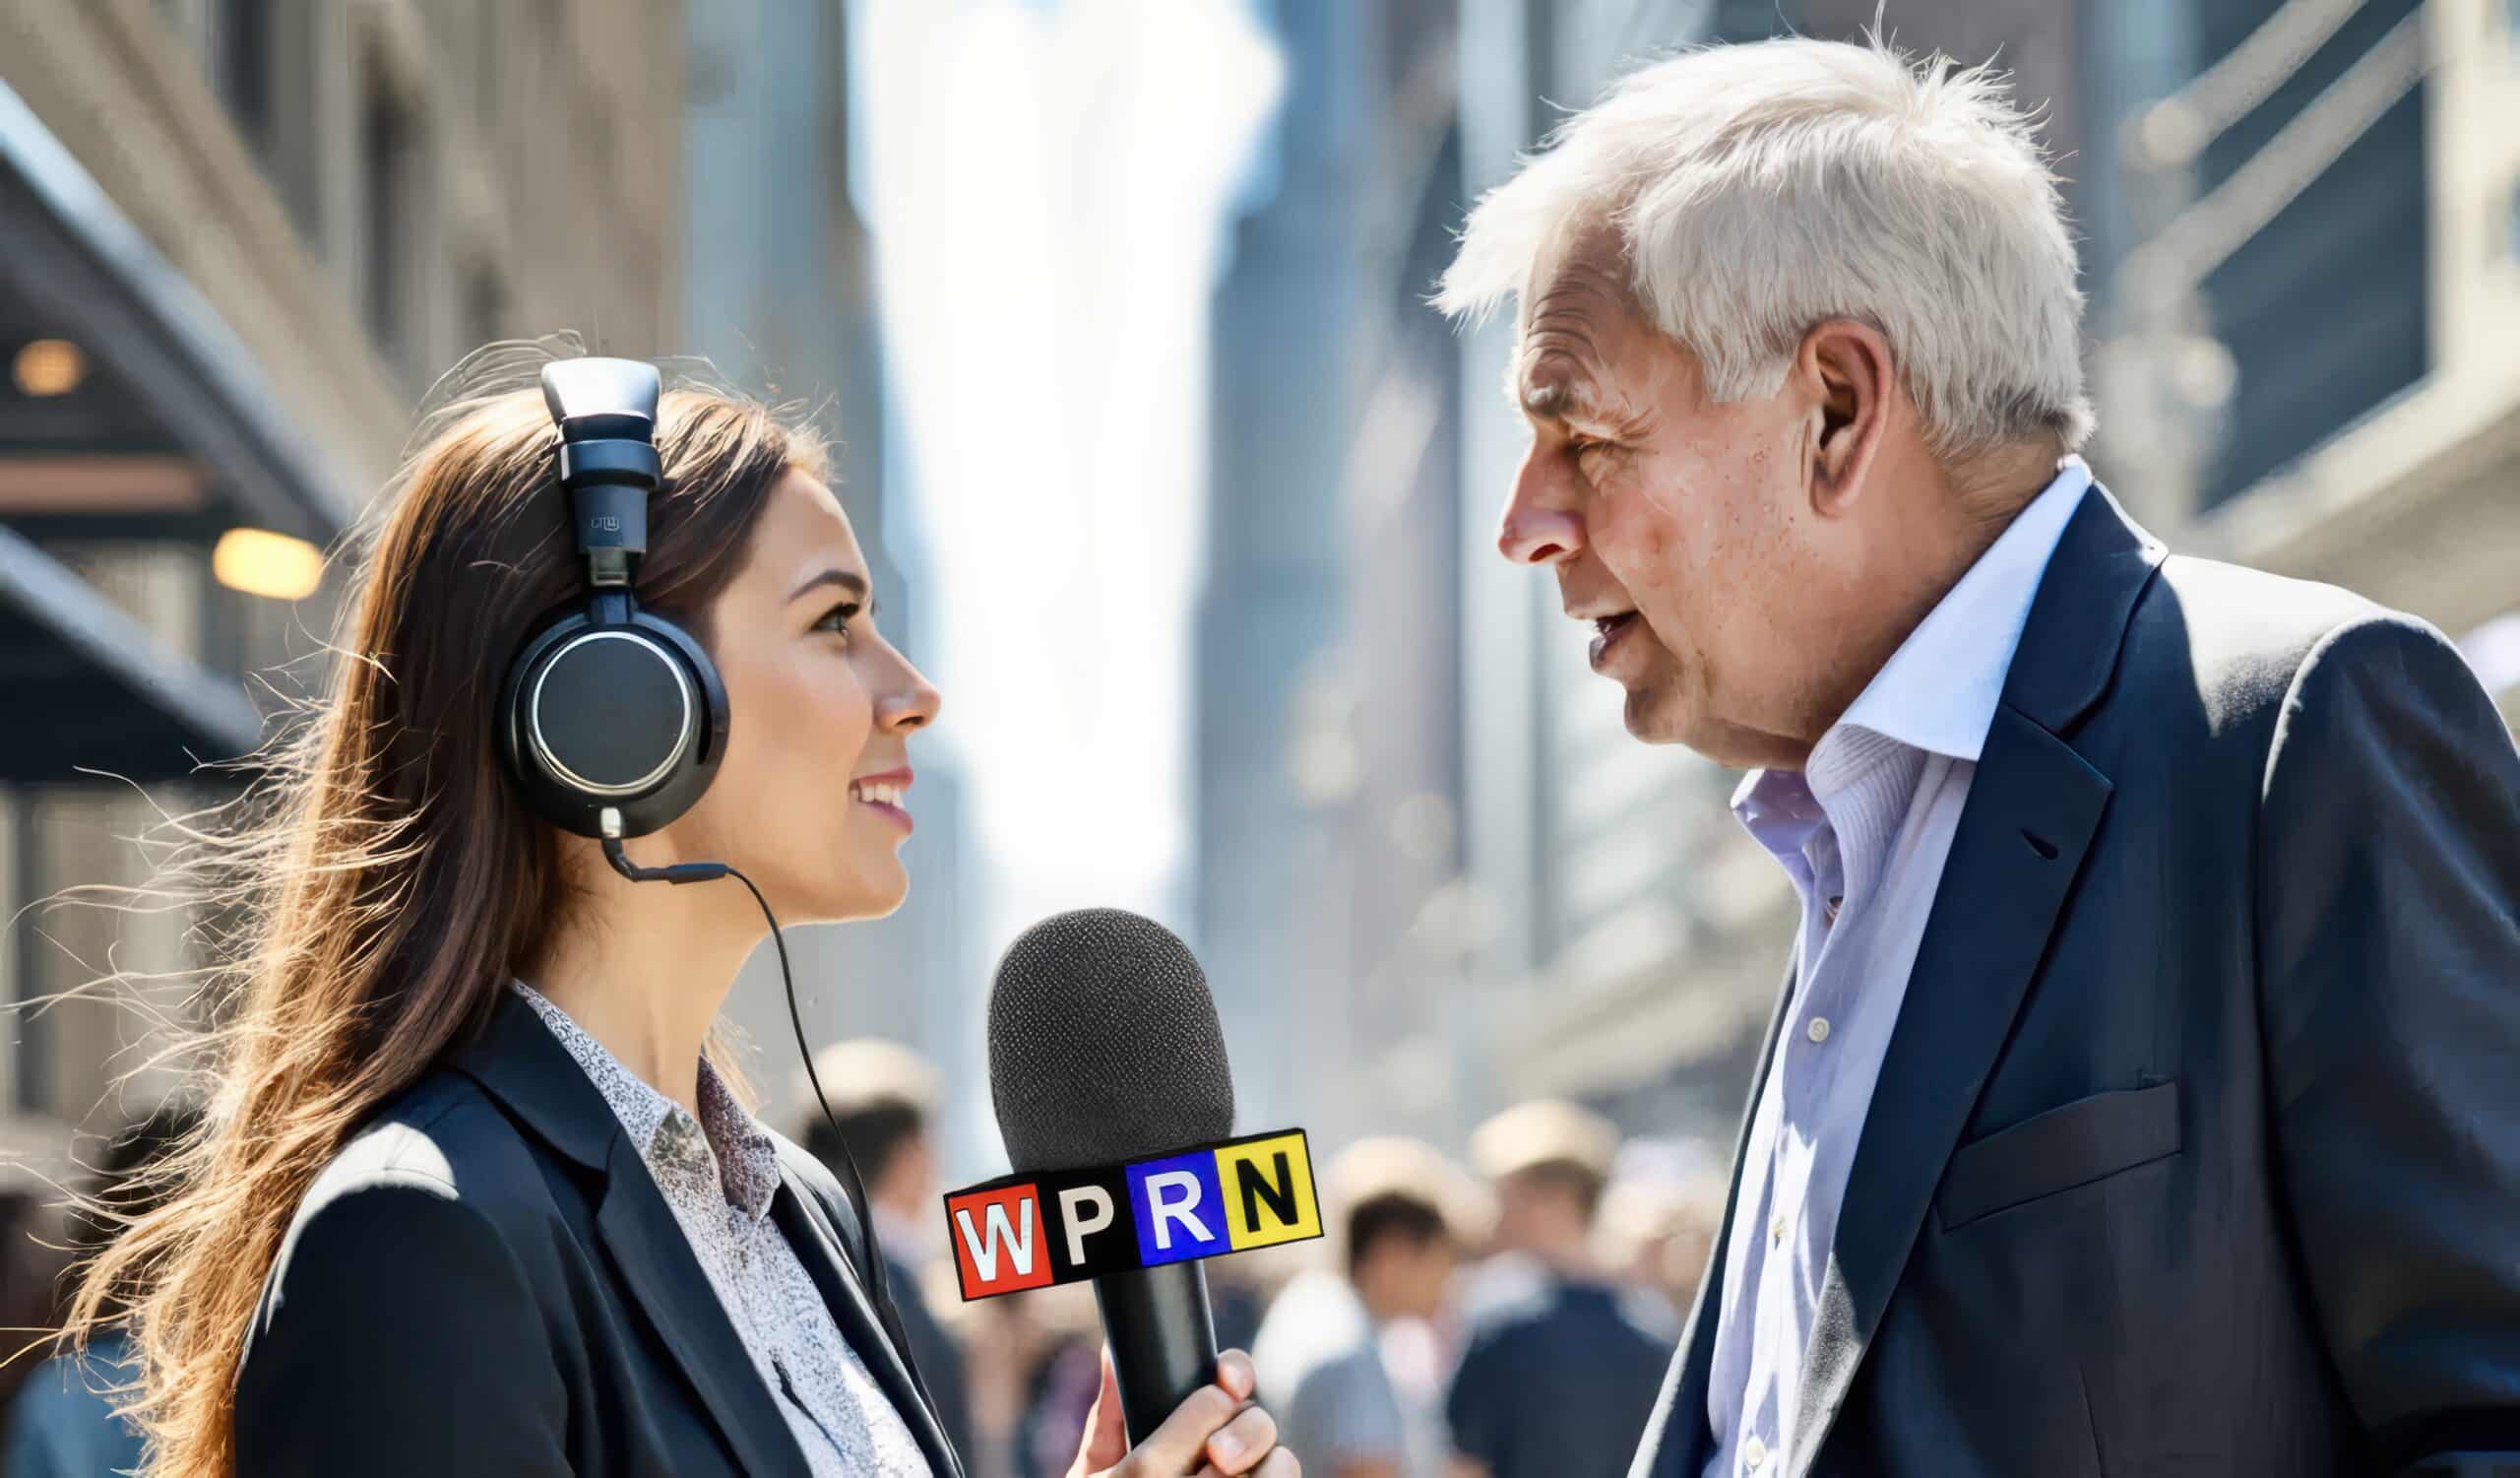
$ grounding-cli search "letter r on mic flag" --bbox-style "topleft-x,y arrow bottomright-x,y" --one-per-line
1127,1152 -> 1229,1266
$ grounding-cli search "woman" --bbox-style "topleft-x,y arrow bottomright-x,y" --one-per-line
59,346 -> 1293,1478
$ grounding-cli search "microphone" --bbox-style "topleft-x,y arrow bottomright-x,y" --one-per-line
987,908 -> 1235,1445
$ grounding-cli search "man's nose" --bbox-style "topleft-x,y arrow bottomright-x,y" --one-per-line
1497,469 -> 1584,566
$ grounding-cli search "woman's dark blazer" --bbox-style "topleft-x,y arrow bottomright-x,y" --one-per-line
232,990 -> 968,1476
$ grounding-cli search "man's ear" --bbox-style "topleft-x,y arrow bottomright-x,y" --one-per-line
1800,319 -> 1896,515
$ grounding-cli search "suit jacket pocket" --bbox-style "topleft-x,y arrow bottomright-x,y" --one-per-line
1934,1079 -> 2181,1231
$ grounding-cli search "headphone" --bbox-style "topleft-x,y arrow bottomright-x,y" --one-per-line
498,358 -> 728,850
493,358 -> 915,1355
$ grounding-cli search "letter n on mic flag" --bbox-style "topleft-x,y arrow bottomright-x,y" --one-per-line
943,1128 -> 1321,1301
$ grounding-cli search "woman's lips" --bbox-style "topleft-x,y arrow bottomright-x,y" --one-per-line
856,796 -> 913,833
849,772 -> 914,833
1590,611 -> 1641,670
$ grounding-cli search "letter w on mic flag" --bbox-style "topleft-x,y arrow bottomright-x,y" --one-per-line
943,1128 -> 1321,1300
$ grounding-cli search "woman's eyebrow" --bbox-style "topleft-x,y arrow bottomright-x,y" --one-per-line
788,567 -> 876,614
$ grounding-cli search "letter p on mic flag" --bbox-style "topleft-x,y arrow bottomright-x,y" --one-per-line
944,1128 -> 1321,1301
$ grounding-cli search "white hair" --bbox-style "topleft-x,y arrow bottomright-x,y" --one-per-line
1436,35 -> 2093,457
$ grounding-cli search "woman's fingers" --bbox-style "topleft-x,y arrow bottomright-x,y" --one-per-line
1086,1347 -> 1283,1478
1067,1348 -> 1127,1478
1215,1347 -> 1256,1401
1121,1380 -> 1247,1475
1201,1401 -> 1280,1476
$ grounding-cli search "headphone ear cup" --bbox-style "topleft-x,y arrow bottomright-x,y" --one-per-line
499,606 -> 728,839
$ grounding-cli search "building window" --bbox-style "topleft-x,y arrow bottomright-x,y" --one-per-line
466,264 -> 508,353
361,82 -> 418,359
476,1 -> 503,129
216,0 -> 272,155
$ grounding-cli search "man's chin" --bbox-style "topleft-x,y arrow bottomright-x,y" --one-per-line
1619,683 -> 1776,767
1619,681 -> 1693,745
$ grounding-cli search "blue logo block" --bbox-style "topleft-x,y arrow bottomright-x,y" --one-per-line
1125,1151 -> 1229,1266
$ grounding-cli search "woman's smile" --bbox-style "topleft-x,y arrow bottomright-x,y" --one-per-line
850,766 -> 914,833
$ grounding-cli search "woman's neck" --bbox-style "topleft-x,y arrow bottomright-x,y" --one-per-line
523,859 -> 760,1116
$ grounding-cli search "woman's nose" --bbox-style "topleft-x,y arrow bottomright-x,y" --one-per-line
879,652 -> 941,733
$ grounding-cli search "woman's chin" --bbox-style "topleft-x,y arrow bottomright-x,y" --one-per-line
803,862 -> 909,923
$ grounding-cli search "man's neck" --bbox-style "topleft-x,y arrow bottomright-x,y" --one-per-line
1791,451 -> 2061,760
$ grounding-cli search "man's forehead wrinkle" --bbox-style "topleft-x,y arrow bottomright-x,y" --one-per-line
1518,344 -> 1603,421
1513,239 -> 1644,425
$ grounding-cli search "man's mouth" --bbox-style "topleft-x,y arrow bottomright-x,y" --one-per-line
1588,610 -> 1641,669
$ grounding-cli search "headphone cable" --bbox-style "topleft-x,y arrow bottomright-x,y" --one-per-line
599,833 -> 902,1332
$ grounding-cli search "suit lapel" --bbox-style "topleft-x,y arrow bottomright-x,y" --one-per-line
1787,483 -> 2163,1475
455,994 -> 807,1477
774,1169 -> 965,1477
597,1140 -> 813,1478
1787,708 -> 2110,1472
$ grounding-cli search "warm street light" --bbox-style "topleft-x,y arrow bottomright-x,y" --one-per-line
213,526 -> 324,601
12,338 -> 85,397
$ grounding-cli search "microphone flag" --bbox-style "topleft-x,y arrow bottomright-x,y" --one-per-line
943,1127 -> 1320,1300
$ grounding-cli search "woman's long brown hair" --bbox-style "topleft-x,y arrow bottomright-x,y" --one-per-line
54,343 -> 827,1478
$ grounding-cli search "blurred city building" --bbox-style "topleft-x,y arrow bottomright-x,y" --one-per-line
1197,0 -> 1466,1148
1206,0 -> 2520,1162
681,0 -> 983,1165
0,0 -> 683,1172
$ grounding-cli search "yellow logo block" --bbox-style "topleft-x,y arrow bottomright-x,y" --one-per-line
1215,1130 -> 1319,1251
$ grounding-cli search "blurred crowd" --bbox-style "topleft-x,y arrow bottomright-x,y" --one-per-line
0,1046 -> 1724,1478
793,1043 -> 1728,1478
0,1105 -> 197,1476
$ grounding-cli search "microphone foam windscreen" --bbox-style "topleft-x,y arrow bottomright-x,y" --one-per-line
988,907 -> 1235,1173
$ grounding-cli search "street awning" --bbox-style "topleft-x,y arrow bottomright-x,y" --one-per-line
0,522 -> 262,780
0,80 -> 347,783
0,81 -> 353,542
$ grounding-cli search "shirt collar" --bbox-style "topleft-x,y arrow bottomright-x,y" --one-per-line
508,979 -> 784,1220
1835,455 -> 2092,762
1730,455 -> 2091,824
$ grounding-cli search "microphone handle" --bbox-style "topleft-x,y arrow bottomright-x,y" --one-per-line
1090,1260 -> 1221,1445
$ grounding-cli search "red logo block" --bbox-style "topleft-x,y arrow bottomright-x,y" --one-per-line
947,1183 -> 1053,1299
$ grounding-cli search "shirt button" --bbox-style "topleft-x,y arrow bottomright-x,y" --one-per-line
1743,1434 -> 1770,1469
1807,1015 -> 1832,1044
1769,1210 -> 1787,1247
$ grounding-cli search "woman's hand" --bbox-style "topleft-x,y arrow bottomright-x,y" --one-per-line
1065,1347 -> 1296,1478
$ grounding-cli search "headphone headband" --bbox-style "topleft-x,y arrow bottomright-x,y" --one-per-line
542,358 -> 662,590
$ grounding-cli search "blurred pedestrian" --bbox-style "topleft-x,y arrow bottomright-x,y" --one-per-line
1013,1283 -> 1105,1478
1249,1249 -> 1365,1413
0,1187 -> 64,1458
795,1038 -> 973,1464
1445,1100 -> 1674,1478
1281,1137 -> 1480,1478
6,1103 -> 200,1478
1594,1172 -> 1726,1330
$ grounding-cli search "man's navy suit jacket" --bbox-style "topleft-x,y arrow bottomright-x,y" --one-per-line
1634,483 -> 2520,1477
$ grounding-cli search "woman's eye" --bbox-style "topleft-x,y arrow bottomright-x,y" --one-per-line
815,602 -> 858,637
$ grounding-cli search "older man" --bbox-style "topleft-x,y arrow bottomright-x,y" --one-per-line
1436,34 -> 2520,1478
